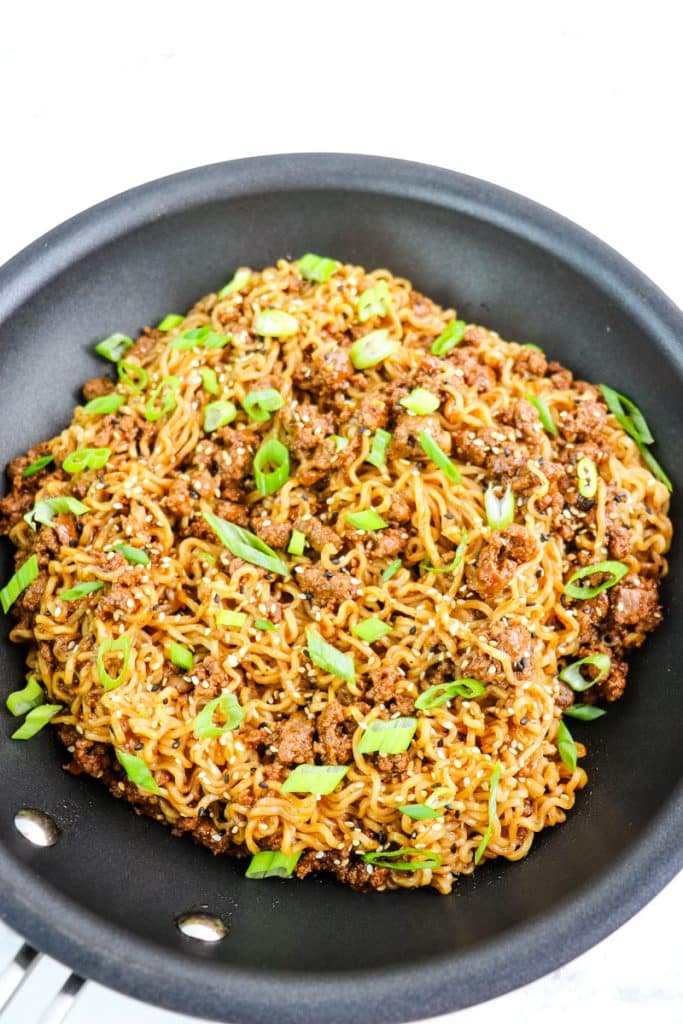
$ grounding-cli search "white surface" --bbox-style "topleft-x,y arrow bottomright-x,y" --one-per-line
0,1 -> 681,1021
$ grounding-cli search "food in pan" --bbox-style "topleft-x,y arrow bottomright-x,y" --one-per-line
0,257 -> 672,892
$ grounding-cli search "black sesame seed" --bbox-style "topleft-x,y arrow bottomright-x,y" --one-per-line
409,626 -> 417,635
172,739 -> 180,748
134,742 -> 143,751
520,716 -> 529,725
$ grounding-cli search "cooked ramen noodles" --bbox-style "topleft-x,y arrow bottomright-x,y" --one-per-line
0,257 -> 672,892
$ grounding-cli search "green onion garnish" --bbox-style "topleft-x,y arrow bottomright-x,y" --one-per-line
168,642 -> 193,671
474,761 -> 502,865
62,447 -> 111,474
216,609 -> 247,628
332,435 -> 349,452
83,393 -> 125,416
298,253 -> 338,283
563,704 -> 607,721
577,456 -> 598,499
113,543 -> 150,566
599,384 -> 654,445
526,393 -> 558,436
60,580 -> 104,601
351,618 -> 391,643
241,388 -> 285,422
203,400 -> 237,432
193,692 -> 244,737
358,716 -> 417,755
367,428 -> 392,469
287,529 -> 307,556
281,764 -> 349,795
431,319 -> 467,356
95,333 -> 132,362
253,309 -> 298,337
418,430 -> 461,482
0,554 -> 39,613
559,653 -> 610,691
306,628 -> 355,684
24,496 -> 89,530
396,803 -> 443,820
523,343 -> 544,353
557,720 -> 577,772
357,279 -> 390,322
197,551 -> 216,565
563,560 -> 628,599
117,361 -> 149,393
202,510 -> 290,576
97,636 -> 132,691
420,530 -> 469,574
245,850 -> 301,879
415,678 -> 486,710
637,442 -> 672,491
253,438 -> 290,496
218,268 -> 252,298
115,748 -> 162,794
362,847 -> 441,871
11,704 -> 62,740
484,484 -> 515,530
344,509 -> 388,531
400,388 -> 440,415
200,367 -> 220,395
157,314 -> 184,332
145,375 -> 180,421
6,677 -> 44,717
381,559 -> 402,581
349,329 -> 400,370
254,618 -> 277,631
22,455 -> 54,478
171,326 -> 231,350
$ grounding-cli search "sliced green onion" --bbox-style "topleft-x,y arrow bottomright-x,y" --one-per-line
22,455 -> 54,478
245,850 -> 301,879
415,678 -> 486,710
97,635 -> 132,691
60,580 -> 104,601
599,384 -> 654,445
557,720 -> 577,772
357,279 -> 390,322
95,333 -> 132,362
253,438 -> 290,496
298,253 -> 338,282
397,803 -> 443,820
24,496 -> 89,530
241,388 -> 285,422
485,484 -> 515,530
563,560 -> 628,599
83,393 -> 125,416
431,319 -> 467,356
253,309 -> 298,337
332,435 -> 349,452
559,653 -> 611,692
216,609 -> 247,628
349,329 -> 400,370
171,326 -> 231,350
254,618 -> 277,632
420,530 -> 468,574
6,677 -> 44,717
523,343 -> 544,353
62,447 -> 111,474
287,529 -> 307,556
351,618 -> 391,643
344,509 -> 388,531
113,543 -> 150,566
281,764 -> 348,794
202,510 -> 289,576
11,704 -> 62,740
400,388 -> 440,415
577,456 -> 598,499
157,314 -> 184,331
203,400 -> 237,432
474,761 -> 502,865
381,558 -> 402,581
306,628 -> 355,684
637,441 -> 672,491
0,554 -> 39,613
358,717 -> 417,755
526,393 -> 558,436
218,268 -> 252,298
168,642 -> 193,671
362,847 -> 441,871
366,428 -> 392,469
115,748 -> 162,794
193,692 -> 244,737
145,375 -> 180,421
563,703 -> 607,721
197,551 -> 216,565
418,430 -> 461,482
200,367 -> 220,395
117,361 -> 149,393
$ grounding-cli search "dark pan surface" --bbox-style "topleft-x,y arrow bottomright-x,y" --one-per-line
0,155 -> 681,1024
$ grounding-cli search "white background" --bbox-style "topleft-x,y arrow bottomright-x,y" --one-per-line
0,2 -> 681,1022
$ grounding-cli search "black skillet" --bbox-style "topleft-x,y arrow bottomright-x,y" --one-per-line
0,155 -> 681,1024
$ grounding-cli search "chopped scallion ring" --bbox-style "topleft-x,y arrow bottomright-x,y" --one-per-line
115,748 -> 163,794
396,803 -> 443,820
97,635 -> 132,691
557,720 -> 577,772
199,367 -> 220,395
157,314 -> 184,332
331,435 -> 349,452
344,509 -> 388,531
95,333 -> 132,362
474,761 -> 502,864
599,384 -> 654,445
563,703 -> 607,721
254,618 -> 277,632
297,253 -> 338,282
6,677 -> 44,717
197,551 -> 216,565
62,447 -> 111,474
381,558 -> 402,581
484,484 -> 515,530
145,375 -> 180,421
171,326 -> 231,350
559,653 -> 610,691
193,692 -> 244,737
83,393 -> 125,416
351,618 -> 392,643
281,764 -> 348,794
253,438 -> 290,496
218,268 -> 252,298
400,387 -> 440,415
22,455 -> 54,478
431,319 -> 467,356
306,628 -> 355,684
24,496 -> 89,530
245,850 -> 301,879
357,716 -> 417,755
113,543 -> 150,566
420,530 -> 468,574
357,279 -> 390,322
526,393 -> 558,436
216,609 -> 247,628
11,704 -> 62,740
418,430 -> 461,482
366,428 -> 392,469
117,361 -> 149,393
577,456 -> 598,499
60,580 -> 104,601
523,342 -> 544,353
362,847 -> 441,871
287,529 -> 307,556
415,678 -> 486,710
202,511 -> 289,576
168,642 -> 193,671
203,400 -> 237,432
253,309 -> 298,337
0,554 -> 39,613
349,329 -> 401,370
563,560 -> 628,599
241,388 -> 285,422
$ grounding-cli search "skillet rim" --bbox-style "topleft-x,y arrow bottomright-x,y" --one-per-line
0,153 -> 681,1024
